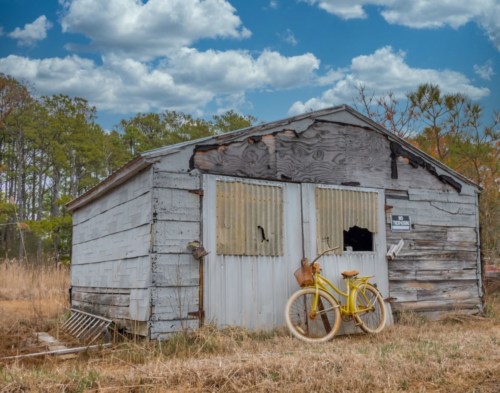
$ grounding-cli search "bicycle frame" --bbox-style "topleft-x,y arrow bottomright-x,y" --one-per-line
286,247 -> 386,341
303,246 -> 378,319
311,271 -> 374,317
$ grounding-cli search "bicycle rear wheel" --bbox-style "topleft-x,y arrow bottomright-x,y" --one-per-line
285,288 -> 341,343
353,284 -> 386,334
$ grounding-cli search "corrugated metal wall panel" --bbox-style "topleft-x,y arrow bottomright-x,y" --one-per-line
315,187 -> 343,255
216,181 -> 283,256
204,177 -> 388,331
315,188 -> 378,254
343,189 -> 378,233
204,175 -> 303,330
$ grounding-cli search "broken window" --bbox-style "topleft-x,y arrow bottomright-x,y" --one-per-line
343,226 -> 373,252
216,181 -> 283,256
316,188 -> 377,255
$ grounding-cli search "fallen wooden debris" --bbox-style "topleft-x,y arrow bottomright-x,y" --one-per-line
1,343 -> 111,360
36,332 -> 68,351
36,331 -> 77,360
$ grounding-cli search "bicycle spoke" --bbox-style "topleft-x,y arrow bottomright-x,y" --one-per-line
353,284 -> 386,334
285,288 -> 341,342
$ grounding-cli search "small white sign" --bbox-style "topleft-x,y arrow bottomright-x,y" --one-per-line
391,214 -> 411,232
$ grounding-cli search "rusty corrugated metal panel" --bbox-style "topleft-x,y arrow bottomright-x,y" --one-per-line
316,188 -> 343,255
216,181 -> 283,256
315,188 -> 378,254
343,189 -> 378,233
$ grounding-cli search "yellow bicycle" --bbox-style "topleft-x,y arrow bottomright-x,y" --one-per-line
285,247 -> 386,343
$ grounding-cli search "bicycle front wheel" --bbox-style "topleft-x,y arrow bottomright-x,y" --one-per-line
353,284 -> 386,334
285,288 -> 341,343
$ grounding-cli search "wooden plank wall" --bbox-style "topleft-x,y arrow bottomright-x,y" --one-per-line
71,168 -> 153,333
386,188 -> 482,318
149,169 -> 201,339
192,121 -> 472,194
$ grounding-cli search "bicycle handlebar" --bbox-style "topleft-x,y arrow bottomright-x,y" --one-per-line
310,246 -> 340,264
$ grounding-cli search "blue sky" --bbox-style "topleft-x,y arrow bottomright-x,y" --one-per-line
0,0 -> 498,130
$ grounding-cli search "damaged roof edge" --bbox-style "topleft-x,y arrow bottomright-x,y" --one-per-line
67,105 -> 481,213
142,105 -> 480,190
66,156 -> 152,213
140,105 -> 350,159
343,106 -> 482,191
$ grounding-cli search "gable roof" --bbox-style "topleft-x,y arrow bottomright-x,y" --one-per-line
67,105 -> 480,212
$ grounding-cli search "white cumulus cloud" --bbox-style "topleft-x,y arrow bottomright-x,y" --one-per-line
60,0 -> 251,59
8,15 -> 53,46
167,48 -> 319,90
304,0 -> 500,50
289,46 -> 489,115
0,48 -> 320,114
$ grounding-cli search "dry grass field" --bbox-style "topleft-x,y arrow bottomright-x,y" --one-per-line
0,262 -> 499,393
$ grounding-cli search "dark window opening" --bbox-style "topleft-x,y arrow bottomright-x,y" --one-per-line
343,226 -> 374,252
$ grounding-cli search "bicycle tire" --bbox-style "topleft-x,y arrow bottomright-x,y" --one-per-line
285,288 -> 341,343
353,283 -> 386,334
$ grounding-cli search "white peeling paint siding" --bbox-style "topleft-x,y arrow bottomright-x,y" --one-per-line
71,168 -> 153,322
149,167 -> 202,339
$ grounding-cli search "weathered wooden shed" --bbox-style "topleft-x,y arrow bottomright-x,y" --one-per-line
67,105 -> 484,338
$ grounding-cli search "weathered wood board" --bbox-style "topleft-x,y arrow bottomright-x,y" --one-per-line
392,298 -> 479,312
192,121 -> 470,194
72,169 -> 153,273
72,223 -> 151,265
152,254 -> 199,287
72,287 -> 151,321
71,256 -> 151,288
153,221 -> 200,254
387,199 -> 476,227
73,191 -> 151,245
148,169 -> 202,336
150,319 -> 198,339
151,286 -> 199,320
389,280 -> 478,303
72,168 -> 152,226
72,291 -> 130,307
385,191 -> 481,316
71,299 -> 130,320
152,171 -> 201,190
276,123 -> 390,185
408,189 -> 477,204
153,188 -> 200,222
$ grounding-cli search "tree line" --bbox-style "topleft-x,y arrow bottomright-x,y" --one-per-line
0,74 -> 255,263
0,74 -> 498,263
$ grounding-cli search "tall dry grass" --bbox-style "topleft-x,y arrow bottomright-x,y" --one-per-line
0,260 -> 69,301
0,264 -> 498,392
0,261 -> 69,325
1,311 -> 499,392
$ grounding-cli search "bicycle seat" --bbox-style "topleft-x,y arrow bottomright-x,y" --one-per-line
341,270 -> 359,278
